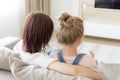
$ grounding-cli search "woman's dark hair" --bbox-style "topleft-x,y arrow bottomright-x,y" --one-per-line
23,12 -> 53,53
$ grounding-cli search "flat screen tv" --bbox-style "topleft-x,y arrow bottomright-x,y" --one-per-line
95,0 -> 120,9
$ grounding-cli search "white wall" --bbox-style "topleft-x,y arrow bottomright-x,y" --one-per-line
50,0 -> 120,40
0,0 -> 25,38
50,0 -> 80,30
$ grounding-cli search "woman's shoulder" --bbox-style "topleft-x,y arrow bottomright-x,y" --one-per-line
13,40 -> 58,68
13,40 -> 23,53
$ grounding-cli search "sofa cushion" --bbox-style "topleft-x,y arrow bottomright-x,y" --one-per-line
0,70 -> 15,80
99,62 -> 120,80
0,47 -> 17,70
0,36 -> 20,49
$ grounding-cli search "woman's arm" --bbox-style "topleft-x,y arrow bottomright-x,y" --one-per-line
48,61 -> 103,80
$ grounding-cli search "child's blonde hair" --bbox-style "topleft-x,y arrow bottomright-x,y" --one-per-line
57,12 -> 84,45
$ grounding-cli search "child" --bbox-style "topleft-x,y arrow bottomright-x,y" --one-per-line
48,12 -> 99,72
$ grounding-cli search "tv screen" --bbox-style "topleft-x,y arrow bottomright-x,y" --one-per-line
95,0 -> 120,9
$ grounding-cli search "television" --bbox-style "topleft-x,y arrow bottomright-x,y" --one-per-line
95,0 -> 120,9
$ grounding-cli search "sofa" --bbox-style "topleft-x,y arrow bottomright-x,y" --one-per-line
0,36 -> 20,80
0,36 -> 120,80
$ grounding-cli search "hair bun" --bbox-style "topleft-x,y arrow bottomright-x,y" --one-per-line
59,12 -> 74,27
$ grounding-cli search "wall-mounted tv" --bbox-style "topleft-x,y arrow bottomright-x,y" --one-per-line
95,0 -> 120,9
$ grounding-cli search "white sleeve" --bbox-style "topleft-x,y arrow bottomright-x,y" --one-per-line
13,40 -> 58,68
27,53 -> 58,68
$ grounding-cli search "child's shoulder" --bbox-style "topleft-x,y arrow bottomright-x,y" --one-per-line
81,53 -> 94,60
47,49 -> 61,58
79,53 -> 99,72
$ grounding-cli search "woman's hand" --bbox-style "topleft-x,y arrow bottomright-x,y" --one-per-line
74,65 -> 104,80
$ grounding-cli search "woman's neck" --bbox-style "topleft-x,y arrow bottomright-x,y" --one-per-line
62,45 -> 77,56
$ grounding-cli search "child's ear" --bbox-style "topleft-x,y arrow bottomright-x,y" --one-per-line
77,37 -> 83,44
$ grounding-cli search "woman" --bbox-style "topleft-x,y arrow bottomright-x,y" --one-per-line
14,11 -> 103,80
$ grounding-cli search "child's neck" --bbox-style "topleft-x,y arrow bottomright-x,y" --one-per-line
62,45 -> 77,56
